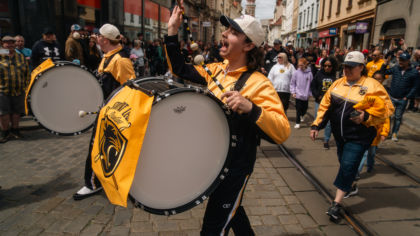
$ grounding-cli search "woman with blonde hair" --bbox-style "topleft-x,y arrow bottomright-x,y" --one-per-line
267,52 -> 296,113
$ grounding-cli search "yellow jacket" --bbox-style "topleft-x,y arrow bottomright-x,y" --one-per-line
312,76 -> 394,145
98,45 -> 135,85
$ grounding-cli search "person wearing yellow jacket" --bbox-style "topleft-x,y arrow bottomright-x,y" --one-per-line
310,51 -> 394,223
166,3 -> 290,235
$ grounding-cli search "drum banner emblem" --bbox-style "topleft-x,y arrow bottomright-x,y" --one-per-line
91,86 -> 154,207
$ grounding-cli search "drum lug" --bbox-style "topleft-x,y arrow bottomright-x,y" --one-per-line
164,211 -> 169,216
201,195 -> 207,201
171,210 -> 177,215
224,168 -> 229,173
195,200 -> 201,205
220,174 -> 225,180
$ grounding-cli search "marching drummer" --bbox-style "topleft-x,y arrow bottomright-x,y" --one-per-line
165,2 -> 290,235
73,23 -> 135,200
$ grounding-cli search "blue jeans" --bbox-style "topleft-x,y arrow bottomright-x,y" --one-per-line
357,146 -> 377,173
314,102 -> 332,142
391,98 -> 408,135
334,140 -> 370,192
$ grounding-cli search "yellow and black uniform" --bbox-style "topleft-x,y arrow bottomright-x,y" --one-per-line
312,76 -> 393,193
98,45 -> 135,99
0,53 -> 30,96
366,59 -> 388,79
312,76 -> 393,145
78,45 -> 135,196
165,34 -> 290,235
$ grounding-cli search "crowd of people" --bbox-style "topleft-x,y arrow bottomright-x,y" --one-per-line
1,12 -> 420,231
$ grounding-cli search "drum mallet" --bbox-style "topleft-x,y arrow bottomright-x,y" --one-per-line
79,110 -> 98,118
176,0 -> 226,93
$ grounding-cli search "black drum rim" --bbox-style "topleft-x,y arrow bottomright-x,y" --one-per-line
27,61 -> 103,136
127,80 -> 235,215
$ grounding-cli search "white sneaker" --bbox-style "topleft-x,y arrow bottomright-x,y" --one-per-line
294,124 -> 300,129
73,186 -> 103,200
392,133 -> 398,142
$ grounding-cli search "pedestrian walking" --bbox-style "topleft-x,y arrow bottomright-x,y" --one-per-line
310,51 -> 394,223
130,39 -> 145,77
380,52 -> 420,141
165,3 -> 290,234
0,36 -> 30,143
310,57 -> 338,149
267,52 -> 296,113
290,57 -> 313,129
65,24 -> 85,65
85,37 -> 102,72
31,27 -> 63,68
14,35 -> 31,62
73,23 -> 135,200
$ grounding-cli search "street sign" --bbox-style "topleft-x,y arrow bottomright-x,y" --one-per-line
202,21 -> 211,27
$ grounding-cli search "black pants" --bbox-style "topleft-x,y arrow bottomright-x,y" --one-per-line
277,92 -> 290,112
83,124 -> 102,190
295,99 -> 308,124
201,172 -> 254,236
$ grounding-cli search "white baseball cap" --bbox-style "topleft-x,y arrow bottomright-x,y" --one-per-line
99,23 -> 120,40
220,15 -> 265,47
343,51 -> 365,67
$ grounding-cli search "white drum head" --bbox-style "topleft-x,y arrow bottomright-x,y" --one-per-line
130,91 -> 230,212
30,64 -> 103,135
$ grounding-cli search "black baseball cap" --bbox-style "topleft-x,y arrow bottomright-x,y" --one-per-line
43,27 -> 55,35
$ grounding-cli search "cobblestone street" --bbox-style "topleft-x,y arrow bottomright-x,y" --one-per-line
0,126 -> 336,236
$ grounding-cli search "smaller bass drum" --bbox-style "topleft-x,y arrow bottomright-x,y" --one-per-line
27,61 -> 104,135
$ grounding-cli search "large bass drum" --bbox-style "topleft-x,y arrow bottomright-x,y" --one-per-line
128,77 -> 235,215
26,61 -> 103,135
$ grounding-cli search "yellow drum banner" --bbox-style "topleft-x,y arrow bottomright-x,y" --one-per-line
91,85 -> 154,207
25,58 -> 55,115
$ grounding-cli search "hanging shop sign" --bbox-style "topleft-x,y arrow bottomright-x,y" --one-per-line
356,22 -> 369,34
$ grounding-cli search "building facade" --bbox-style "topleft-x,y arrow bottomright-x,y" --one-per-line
297,0 -> 319,48
317,0 -> 376,51
281,0 -> 297,45
373,0 -> 420,50
268,0 -> 284,45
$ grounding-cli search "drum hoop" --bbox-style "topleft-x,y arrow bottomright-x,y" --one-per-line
129,84 -> 236,215
28,62 -> 101,136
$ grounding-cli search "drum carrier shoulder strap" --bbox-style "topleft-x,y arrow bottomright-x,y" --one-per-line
233,70 -> 253,92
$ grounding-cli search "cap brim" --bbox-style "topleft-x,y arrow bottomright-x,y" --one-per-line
342,61 -> 363,67
220,15 -> 244,34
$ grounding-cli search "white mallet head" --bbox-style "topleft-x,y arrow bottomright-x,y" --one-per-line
79,110 -> 87,118
194,54 -> 205,65
190,42 -> 199,51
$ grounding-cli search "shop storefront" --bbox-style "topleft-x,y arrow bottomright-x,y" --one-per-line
297,30 -> 317,48
344,21 -> 372,51
378,19 -> 406,51
318,27 -> 339,51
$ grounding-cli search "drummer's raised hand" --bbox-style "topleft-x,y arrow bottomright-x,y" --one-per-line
168,1 -> 184,36
221,91 -> 253,114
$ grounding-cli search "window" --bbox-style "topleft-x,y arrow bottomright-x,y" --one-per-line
321,0 -> 325,21
328,0 -> 332,18
347,0 -> 352,10
298,13 -> 302,30
307,7 -> 310,27
303,10 -> 306,29
311,4 -> 314,26
316,0 -> 319,23
300,0 -> 302,6
130,13 -> 134,23
337,0 -> 341,14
